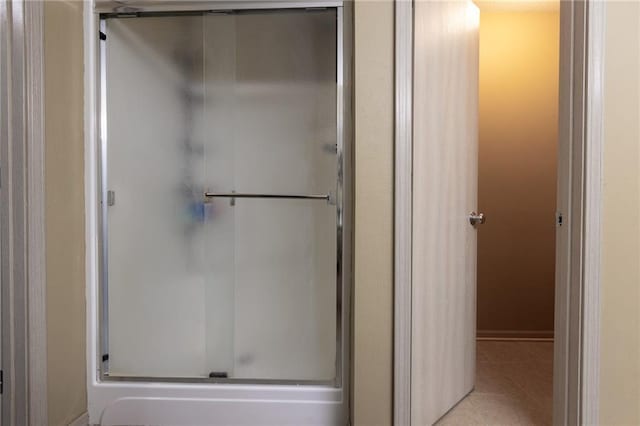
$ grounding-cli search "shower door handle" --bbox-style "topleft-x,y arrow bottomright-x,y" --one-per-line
204,192 -> 335,206
204,192 -> 330,201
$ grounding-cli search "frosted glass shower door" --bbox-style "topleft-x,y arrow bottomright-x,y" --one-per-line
104,15 -> 217,378
102,9 -> 339,383
204,11 -> 338,382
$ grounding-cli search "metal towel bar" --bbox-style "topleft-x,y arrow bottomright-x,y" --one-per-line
204,192 -> 330,201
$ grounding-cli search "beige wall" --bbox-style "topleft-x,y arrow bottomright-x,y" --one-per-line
41,2 -> 640,425
44,1 -> 87,425
599,1 -> 640,424
41,2 -> 394,425
38,2 -> 640,426
352,1 -> 394,425
476,10 -> 559,336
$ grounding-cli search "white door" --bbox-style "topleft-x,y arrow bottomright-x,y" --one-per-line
411,1 -> 480,424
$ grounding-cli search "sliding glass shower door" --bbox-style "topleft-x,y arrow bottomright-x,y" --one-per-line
100,8 -> 342,383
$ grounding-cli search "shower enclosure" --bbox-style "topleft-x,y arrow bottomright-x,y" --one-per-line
86,1 -> 350,424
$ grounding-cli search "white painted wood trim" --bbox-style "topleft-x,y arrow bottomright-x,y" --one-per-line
1,0 -> 48,423
24,1 -> 48,424
581,1 -> 605,424
554,2 -> 582,423
555,1 -> 605,424
4,1 -> 30,421
393,1 -> 412,425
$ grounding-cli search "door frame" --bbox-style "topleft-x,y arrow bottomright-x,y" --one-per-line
0,0 -> 48,425
83,1 -> 353,424
393,1 -> 606,425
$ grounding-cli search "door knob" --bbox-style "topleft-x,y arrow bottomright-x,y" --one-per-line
469,212 -> 485,226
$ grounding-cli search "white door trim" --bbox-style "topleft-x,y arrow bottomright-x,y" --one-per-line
581,1 -> 605,423
553,1 -> 606,424
393,0 -> 605,424
24,1 -> 48,424
0,0 -> 48,424
393,1 -> 412,425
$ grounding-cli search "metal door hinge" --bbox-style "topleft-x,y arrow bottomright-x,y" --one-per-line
556,212 -> 564,227
1,369 -> 4,394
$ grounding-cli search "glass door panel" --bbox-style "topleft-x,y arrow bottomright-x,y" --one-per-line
103,8 -> 338,382
105,15 -> 211,378
203,10 -> 337,381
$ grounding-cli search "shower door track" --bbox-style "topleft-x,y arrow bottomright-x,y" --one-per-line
94,1 -> 344,14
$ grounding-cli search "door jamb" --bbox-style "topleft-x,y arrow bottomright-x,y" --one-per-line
0,0 -> 48,424
553,2 -> 605,425
393,1 -> 412,425
392,1 -> 606,424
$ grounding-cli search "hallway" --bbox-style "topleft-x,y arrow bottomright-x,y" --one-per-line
437,341 -> 553,425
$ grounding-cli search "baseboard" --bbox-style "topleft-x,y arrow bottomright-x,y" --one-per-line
68,412 -> 89,426
477,329 -> 554,341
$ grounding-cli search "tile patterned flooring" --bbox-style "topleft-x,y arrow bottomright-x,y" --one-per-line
436,341 -> 554,426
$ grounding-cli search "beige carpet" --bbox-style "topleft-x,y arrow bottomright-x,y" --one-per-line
436,341 -> 554,426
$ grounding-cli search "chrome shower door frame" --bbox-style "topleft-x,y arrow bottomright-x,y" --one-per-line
91,0 -> 351,393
